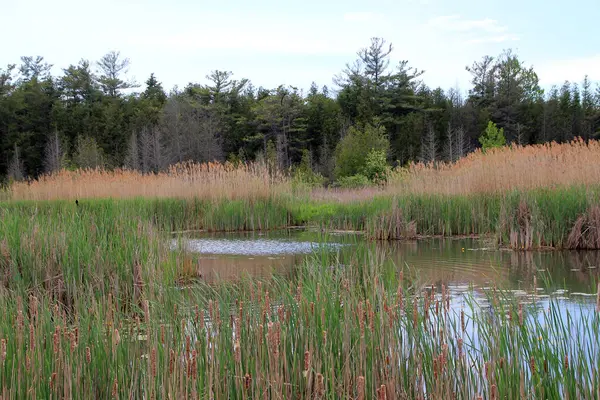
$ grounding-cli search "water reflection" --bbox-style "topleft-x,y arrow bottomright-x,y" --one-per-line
173,230 -> 600,293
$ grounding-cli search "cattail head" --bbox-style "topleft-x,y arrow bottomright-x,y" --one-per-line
111,377 -> 118,398
143,300 -> 150,324
564,354 -> 569,370
543,359 -> 548,374
150,347 -> 157,377
530,356 -> 536,374
53,331 -> 59,354
518,303 -> 524,326
29,324 -> 35,351
190,350 -> 197,378
113,328 -> 120,347
377,384 -> 387,400
491,384 -> 498,400
160,324 -> 165,345
357,376 -> 365,400
85,346 -> 91,364
1,339 -> 6,364
316,373 -> 324,397
29,295 -> 38,322
304,350 -> 310,371
49,372 -> 57,390
234,339 -> 241,363
461,309 -> 465,333
169,349 -> 175,374
244,373 -> 252,390
457,337 -> 463,358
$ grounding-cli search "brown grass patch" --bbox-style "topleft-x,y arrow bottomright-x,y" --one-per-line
9,161 -> 289,201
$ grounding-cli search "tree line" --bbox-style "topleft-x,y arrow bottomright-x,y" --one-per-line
1,38 -> 599,184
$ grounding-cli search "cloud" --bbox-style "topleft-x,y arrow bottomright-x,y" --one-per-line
427,15 -> 519,44
536,55 -> 600,85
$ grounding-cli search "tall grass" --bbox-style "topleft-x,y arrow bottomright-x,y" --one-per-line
9,161 -> 290,201
0,234 -> 598,398
389,138 -> 600,196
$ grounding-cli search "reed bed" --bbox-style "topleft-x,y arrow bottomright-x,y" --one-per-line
9,161 -> 290,202
390,138 -> 600,196
0,240 -> 598,399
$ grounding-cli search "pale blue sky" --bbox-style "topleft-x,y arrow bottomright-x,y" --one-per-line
3,0 -> 599,94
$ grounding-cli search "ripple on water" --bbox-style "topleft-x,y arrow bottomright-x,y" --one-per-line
170,238 -> 345,256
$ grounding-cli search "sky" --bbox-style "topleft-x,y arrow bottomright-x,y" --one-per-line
3,0 -> 599,95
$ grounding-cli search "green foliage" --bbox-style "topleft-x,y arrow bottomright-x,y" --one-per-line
479,121 -> 506,151
362,148 -> 390,184
336,174 -> 371,188
334,124 -> 389,180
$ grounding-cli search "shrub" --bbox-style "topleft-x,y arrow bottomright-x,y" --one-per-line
337,174 -> 371,188
479,121 -> 506,151
334,124 -> 389,179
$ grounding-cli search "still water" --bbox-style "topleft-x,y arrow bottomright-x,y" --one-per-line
172,228 -> 600,296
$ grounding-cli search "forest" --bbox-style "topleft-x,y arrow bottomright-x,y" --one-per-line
1,37 -> 599,184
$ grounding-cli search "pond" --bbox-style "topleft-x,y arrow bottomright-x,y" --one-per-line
171,228 -> 600,297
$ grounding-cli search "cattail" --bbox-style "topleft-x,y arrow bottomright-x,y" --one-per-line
358,302 -> 365,337
295,283 -> 302,303
49,372 -> 57,390
316,373 -> 324,397
321,307 -> 325,327
113,328 -> 121,347
190,350 -> 197,377
461,309 -> 465,333
111,377 -> 118,398
564,354 -> 569,370
530,356 -> 536,375
160,324 -> 165,345
25,352 -> 31,371
357,376 -> 365,400
29,324 -> 35,351
377,384 -> 387,400
29,295 -> 38,322
304,350 -> 310,372
169,349 -> 175,374
413,297 -> 418,329
143,300 -> 150,324
485,361 -> 491,382
518,303 -> 523,326
234,339 -> 241,363
457,338 -> 463,358
1,339 -> 7,364
543,359 -> 548,373
70,331 -> 76,352
244,373 -> 252,390
85,346 -> 91,364
499,357 -> 505,369
491,384 -> 497,400
150,347 -> 157,377
194,304 -> 199,323
53,331 -> 59,355
310,302 -> 315,315
369,308 -> 375,334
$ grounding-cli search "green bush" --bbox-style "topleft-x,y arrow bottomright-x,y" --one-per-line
479,121 -> 506,151
334,124 -> 389,179
336,174 -> 371,188
361,149 -> 390,184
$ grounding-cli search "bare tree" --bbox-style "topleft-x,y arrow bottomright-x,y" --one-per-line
420,124 -> 438,163
445,123 -> 454,162
515,123 -> 525,146
454,126 -> 468,160
44,131 -> 66,174
124,131 -> 140,171
73,136 -> 104,169
7,144 -> 25,181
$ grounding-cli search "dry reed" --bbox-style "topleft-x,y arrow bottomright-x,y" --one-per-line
9,161 -> 289,201
390,138 -> 600,196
